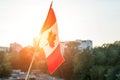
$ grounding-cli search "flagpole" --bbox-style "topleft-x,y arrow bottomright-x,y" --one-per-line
25,53 -> 35,80
25,1 -> 53,80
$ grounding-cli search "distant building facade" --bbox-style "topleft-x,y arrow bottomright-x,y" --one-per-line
0,46 -> 9,52
9,42 -> 23,53
76,40 -> 92,51
60,40 -> 92,54
60,42 -> 68,54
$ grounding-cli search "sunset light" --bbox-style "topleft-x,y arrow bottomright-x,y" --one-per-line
0,0 -> 120,80
0,0 -> 120,47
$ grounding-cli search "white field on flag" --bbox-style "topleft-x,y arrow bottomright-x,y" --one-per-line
39,22 -> 59,57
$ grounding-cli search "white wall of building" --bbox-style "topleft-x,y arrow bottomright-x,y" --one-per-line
60,40 -> 92,54
77,40 -> 92,51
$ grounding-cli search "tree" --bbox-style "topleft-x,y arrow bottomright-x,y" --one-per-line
53,41 -> 80,80
0,51 -> 11,77
91,41 -> 120,80
90,66 -> 106,80
93,47 -> 107,65
9,51 -> 20,69
18,46 -> 48,73
72,49 -> 93,80
105,44 -> 119,66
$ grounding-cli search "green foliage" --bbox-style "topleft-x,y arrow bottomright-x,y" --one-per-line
53,41 -> 80,80
0,51 -> 11,77
64,40 -> 120,80
90,66 -> 106,80
4,40 -> 120,80
54,41 -> 120,80
72,50 -> 93,80
92,41 -> 120,80
93,47 -> 107,65
10,46 -> 47,73
105,44 -> 119,65
9,52 -> 20,69
105,65 -> 120,80
61,41 -> 79,80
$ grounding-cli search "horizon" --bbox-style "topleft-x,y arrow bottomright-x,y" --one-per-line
0,39 -> 119,48
0,0 -> 120,47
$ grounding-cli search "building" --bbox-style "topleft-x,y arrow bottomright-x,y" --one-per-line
9,42 -> 23,53
60,41 -> 68,55
0,46 -> 9,52
60,40 -> 92,54
76,40 -> 92,51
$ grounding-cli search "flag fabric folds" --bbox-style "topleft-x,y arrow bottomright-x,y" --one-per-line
39,4 -> 64,74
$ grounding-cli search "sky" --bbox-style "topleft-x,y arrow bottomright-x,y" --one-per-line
0,0 -> 120,47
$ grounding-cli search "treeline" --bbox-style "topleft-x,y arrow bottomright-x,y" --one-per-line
0,46 -> 47,78
53,41 -> 120,80
0,51 -> 11,78
0,41 -> 120,80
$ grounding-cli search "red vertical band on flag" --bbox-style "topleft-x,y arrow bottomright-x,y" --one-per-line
47,44 -> 64,74
41,7 -> 56,33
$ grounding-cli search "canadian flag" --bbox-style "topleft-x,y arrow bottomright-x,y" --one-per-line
39,4 -> 64,74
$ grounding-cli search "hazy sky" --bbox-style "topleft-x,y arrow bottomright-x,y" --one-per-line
0,0 -> 120,47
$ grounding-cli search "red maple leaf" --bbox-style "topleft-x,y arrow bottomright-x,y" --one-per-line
47,31 -> 56,48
